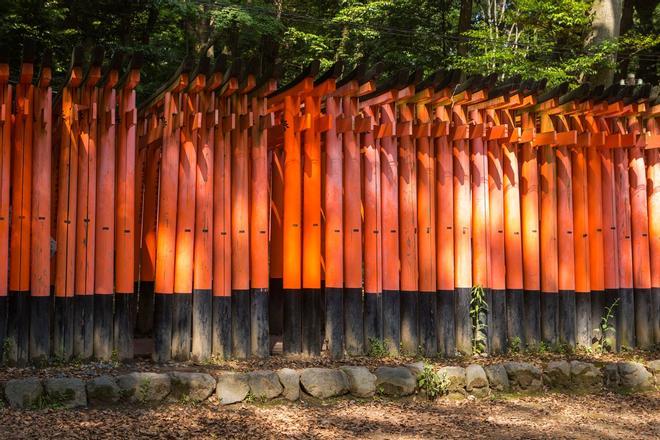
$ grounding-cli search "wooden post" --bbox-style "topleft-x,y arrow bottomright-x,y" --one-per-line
54,47 -> 84,360
556,132 -> 576,347
250,76 -> 276,358
502,132 -> 524,348
520,114 -> 541,346
8,46 -> 34,365
613,147 -> 635,348
362,110 -> 383,351
539,140 -> 559,345
485,111 -> 507,353
0,54 -> 10,361
629,140 -> 652,347
136,136 -> 160,336
470,109 -> 490,353
573,143 -> 592,347
30,51 -> 52,361
94,51 -> 121,360
646,118 -> 660,344
380,99 -> 400,355
73,47 -> 103,360
436,119 -> 455,356
192,57 -> 214,361
587,144 -> 605,345
229,70 -> 252,359
324,92 -> 343,358
343,89 -> 364,355
269,148 -> 284,339
601,145 -> 619,349
453,103 -> 472,355
114,55 -> 140,360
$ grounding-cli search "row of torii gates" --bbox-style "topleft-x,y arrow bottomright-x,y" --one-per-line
0,44 -> 659,365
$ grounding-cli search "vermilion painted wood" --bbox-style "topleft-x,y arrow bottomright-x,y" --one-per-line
520,140 -> 540,292
0,64 -> 11,300
452,103 -> 472,355
324,96 -> 343,290
212,94 -> 231,298
629,143 -> 652,347
399,127 -> 418,291
647,119 -> 660,344
342,93 -> 364,355
614,148 -> 634,348
31,69 -> 52,298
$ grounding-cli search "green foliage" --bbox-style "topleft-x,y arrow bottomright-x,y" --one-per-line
138,378 -> 152,403
416,363 -> 449,400
470,285 -> 488,355
2,337 -> 15,365
595,298 -> 619,353
367,338 -> 389,358
0,1 -> 658,101
508,336 -> 522,354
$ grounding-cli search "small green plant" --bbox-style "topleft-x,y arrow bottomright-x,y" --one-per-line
508,336 -> 522,354
138,378 -> 152,403
110,348 -> 120,366
31,392 -> 67,410
244,390 -> 256,404
367,338 -> 389,358
596,298 -> 619,353
416,363 -> 449,400
470,285 -> 488,354
2,337 -> 16,365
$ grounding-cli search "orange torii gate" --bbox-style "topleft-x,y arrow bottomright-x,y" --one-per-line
1,46 -> 659,364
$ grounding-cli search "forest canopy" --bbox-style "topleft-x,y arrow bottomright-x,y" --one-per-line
0,0 -> 658,100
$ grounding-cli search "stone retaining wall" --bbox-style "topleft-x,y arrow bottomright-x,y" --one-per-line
2,360 -> 658,409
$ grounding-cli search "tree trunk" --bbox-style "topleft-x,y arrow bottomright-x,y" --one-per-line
616,0 -> 634,77
590,0 -> 624,85
457,0 -> 472,56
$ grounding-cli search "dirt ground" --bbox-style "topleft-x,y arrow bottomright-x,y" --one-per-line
0,391 -> 658,439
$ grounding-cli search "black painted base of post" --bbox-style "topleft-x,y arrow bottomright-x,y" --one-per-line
53,296 -> 74,360
7,290 -> 29,365
325,287 -> 343,358
524,290 -> 541,347
540,292 -> 558,345
31,296 -> 50,362
232,289 -> 250,358
653,287 -> 660,344
506,289 -> 524,350
418,292 -> 437,357
283,289 -> 302,354
400,290 -> 418,355
136,280 -> 154,336
364,292 -> 382,352
558,290 -> 576,347
0,296 -> 6,361
382,290 -> 400,355
172,293 -> 192,360
153,293 -> 173,362
114,293 -> 134,360
212,295 -> 231,359
575,292 -> 591,347
192,289 -> 212,361
455,287 -> 472,355
617,288 -> 634,350
437,290 -> 455,356
343,287 -> 363,356
302,288 -> 321,356
490,289 -> 506,353
634,288 -> 652,348
591,290 -> 604,345
251,288 -> 269,357
73,295 -> 94,360
269,278 -> 283,336
93,294 -> 113,360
